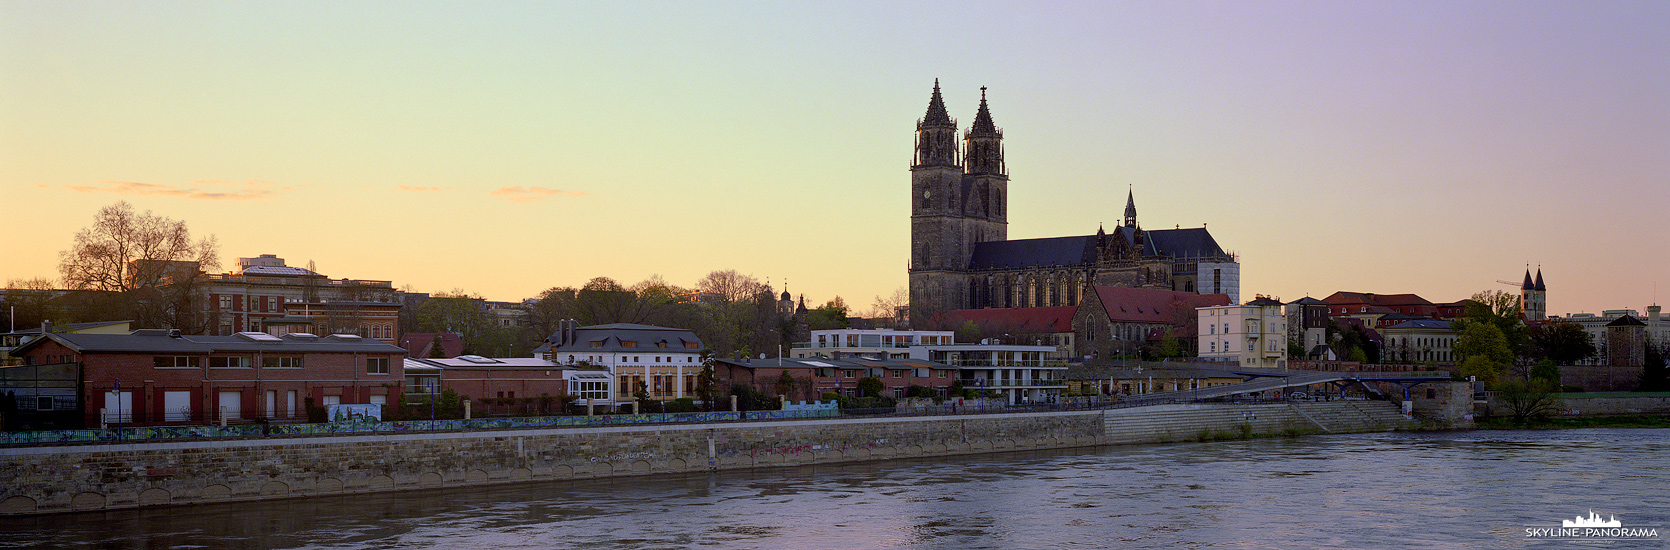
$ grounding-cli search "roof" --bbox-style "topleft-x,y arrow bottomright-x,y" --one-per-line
1087,286 -> 1232,324
714,356 -> 954,371
1606,315 -> 1646,327
936,306 -> 1076,333
1245,296 -> 1283,307
1287,297 -> 1329,306
15,330 -> 407,355
401,332 -> 464,359
407,356 -> 570,369
968,235 -> 1096,270
1135,227 -> 1230,258
238,265 -> 321,277
1382,319 -> 1454,331
544,323 -> 704,353
1322,292 -> 1434,307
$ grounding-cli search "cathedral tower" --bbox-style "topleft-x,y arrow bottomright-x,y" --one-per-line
910,82 -> 1008,320
1520,268 -> 1547,321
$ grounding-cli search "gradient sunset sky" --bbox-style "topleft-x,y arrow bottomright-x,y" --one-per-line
4,2 -> 1666,316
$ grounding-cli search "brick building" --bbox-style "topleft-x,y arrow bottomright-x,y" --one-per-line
4,329 -> 405,427
1072,286 -> 1230,360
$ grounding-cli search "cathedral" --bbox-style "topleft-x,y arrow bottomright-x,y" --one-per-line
908,81 -> 1240,322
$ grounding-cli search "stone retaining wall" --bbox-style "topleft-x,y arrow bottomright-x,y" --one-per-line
0,402 -> 1415,516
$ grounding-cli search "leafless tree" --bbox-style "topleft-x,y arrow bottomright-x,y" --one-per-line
56,202 -> 219,330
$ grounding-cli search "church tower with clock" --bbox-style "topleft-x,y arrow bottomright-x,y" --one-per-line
910,81 -> 1009,318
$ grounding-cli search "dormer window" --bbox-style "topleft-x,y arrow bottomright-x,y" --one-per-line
621,341 -> 638,348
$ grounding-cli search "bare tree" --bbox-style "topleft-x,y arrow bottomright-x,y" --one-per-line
868,287 -> 909,326
57,202 -> 220,330
59,202 -> 219,292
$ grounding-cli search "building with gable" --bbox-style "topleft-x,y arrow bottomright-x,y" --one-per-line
1197,296 -> 1288,369
533,321 -> 705,403
907,81 -> 1239,322
1072,286 -> 1231,360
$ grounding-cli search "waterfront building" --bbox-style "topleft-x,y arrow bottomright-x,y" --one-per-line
4,329 -> 405,427
1073,286 -> 1231,360
1,320 -> 131,366
1550,305 -> 1664,366
532,321 -> 705,404
712,356 -> 961,401
1380,319 -> 1456,365
790,329 -> 955,360
197,255 -> 401,342
928,306 -> 1078,359
1196,296 -> 1288,369
1284,297 -> 1330,357
907,82 -> 1240,320
401,355 -> 612,410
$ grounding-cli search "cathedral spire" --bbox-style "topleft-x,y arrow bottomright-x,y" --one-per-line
1123,186 -> 1138,228
969,87 -> 998,135
914,79 -> 959,167
923,79 -> 952,126
963,86 -> 1005,175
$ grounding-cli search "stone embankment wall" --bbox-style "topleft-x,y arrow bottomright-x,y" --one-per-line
1552,395 -> 1670,417
0,401 -> 1413,516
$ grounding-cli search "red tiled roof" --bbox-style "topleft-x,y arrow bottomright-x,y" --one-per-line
937,306 -> 1077,333
1322,291 -> 1434,307
400,332 -> 464,358
1090,286 -> 1232,324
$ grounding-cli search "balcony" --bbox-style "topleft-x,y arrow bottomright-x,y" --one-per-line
958,378 -> 1068,388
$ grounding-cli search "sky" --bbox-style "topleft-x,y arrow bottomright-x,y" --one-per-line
3,1 -> 1667,316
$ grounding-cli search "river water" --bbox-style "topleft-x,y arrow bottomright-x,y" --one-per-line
4,429 -> 1667,549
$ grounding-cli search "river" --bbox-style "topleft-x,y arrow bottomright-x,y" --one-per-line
3,428 -> 1666,549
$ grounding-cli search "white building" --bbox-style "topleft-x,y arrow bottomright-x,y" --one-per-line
531,321 -> 706,404
1551,305 -> 1665,365
793,328 -> 1065,404
1198,296 -> 1288,369
790,329 -> 955,360
1381,319 -> 1456,365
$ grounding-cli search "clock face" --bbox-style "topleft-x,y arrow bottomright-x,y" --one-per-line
923,190 -> 932,198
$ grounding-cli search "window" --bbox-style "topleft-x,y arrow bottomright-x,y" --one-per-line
367,357 -> 389,374
621,341 -> 638,348
685,342 -> 699,349
654,356 -> 661,363
155,356 -> 194,368
262,356 -> 303,369
219,295 -> 232,309
938,371 -> 947,378
892,370 -> 903,378
36,396 -> 53,411
590,341 -> 603,348
209,356 -> 252,368
657,342 -> 668,349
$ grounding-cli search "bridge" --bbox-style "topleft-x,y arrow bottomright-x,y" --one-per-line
1114,368 -> 1454,407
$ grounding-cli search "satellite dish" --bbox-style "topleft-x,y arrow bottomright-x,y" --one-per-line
758,353 -> 766,359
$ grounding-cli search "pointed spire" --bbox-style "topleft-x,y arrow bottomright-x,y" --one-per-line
1535,268 -> 1546,291
969,86 -> 998,135
923,79 -> 952,126
1123,186 -> 1138,228
1521,269 -> 1534,290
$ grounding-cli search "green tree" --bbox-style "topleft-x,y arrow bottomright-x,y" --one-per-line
806,297 -> 849,331
1491,378 -> 1560,422
1529,359 -> 1562,386
1528,322 -> 1596,365
1453,289 -> 1528,363
955,320 -> 983,345
774,371 -> 798,398
1640,345 -> 1669,392
856,376 -> 884,397
1454,322 -> 1512,382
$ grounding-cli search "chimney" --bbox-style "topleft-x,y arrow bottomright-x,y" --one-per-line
169,329 -> 182,338
41,320 -> 53,334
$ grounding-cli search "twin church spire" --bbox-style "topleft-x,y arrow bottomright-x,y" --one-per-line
914,80 -> 1004,175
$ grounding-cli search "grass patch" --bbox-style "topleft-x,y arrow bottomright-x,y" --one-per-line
1476,415 -> 1670,430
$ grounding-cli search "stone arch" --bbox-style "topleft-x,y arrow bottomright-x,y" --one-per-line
631,460 -> 652,473
261,481 -> 289,496
419,472 -> 444,488
138,488 -> 171,506
510,468 -> 532,481
0,495 -> 38,514
666,459 -> 688,471
316,478 -> 344,493
594,462 -> 615,476
466,470 -> 489,483
201,485 -> 231,500
369,476 -> 395,490
70,492 -> 107,510
552,465 -> 574,478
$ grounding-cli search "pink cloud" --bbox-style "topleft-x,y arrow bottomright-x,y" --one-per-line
67,180 -> 281,200
394,185 -> 451,192
490,186 -> 586,203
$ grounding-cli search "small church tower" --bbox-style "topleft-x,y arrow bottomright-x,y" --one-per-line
1520,268 -> 1547,321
